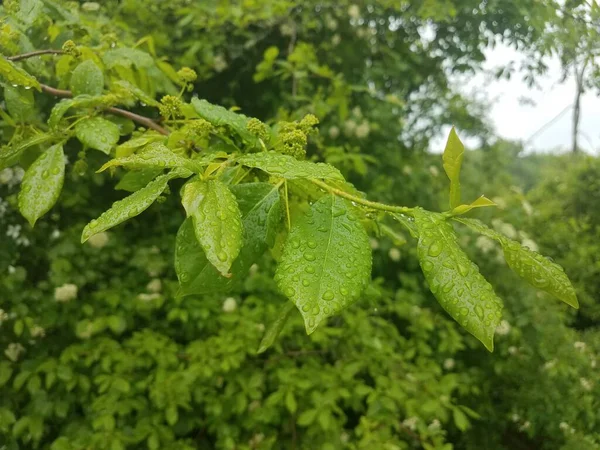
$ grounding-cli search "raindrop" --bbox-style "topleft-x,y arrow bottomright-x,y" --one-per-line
217,251 -> 228,262
428,242 -> 442,257
304,252 -> 316,261
322,290 -> 334,300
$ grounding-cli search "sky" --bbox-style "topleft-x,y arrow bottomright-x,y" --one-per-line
432,44 -> 600,154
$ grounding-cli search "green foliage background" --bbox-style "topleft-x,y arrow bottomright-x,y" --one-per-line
1,1 -> 599,449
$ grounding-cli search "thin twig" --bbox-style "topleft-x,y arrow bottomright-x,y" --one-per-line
7,49 -> 66,61
39,83 -> 169,135
310,179 -> 413,215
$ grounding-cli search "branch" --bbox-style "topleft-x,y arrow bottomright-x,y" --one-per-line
7,50 -> 65,61
40,83 -> 169,135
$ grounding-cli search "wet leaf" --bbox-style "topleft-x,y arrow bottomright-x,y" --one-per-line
0,57 -> 41,91
18,144 -> 65,226
98,142 -> 201,173
191,98 -> 258,147
75,117 -> 120,154
237,151 -> 344,181
413,209 -> 503,351
70,60 -> 104,96
454,217 -> 578,308
4,85 -> 35,122
81,170 -> 182,242
276,195 -> 372,334
176,182 -> 281,296
451,196 -> 496,216
180,179 -> 242,276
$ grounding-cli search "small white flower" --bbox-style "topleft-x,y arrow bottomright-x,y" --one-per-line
332,34 -> 341,46
443,358 -> 455,370
429,165 -> 439,177
7,265 -> 16,274
279,23 -> 294,36
137,293 -> 160,302
508,346 -> 518,355
30,325 -> 45,338
519,421 -> 530,431
522,200 -> 533,216
12,167 -> 24,183
428,419 -> 441,431
50,229 -> 61,240
256,323 -> 265,332
580,377 -> 592,391
4,343 -> 25,361
0,168 -> 14,184
402,165 -> 412,175
0,309 -> 8,323
343,119 -> 357,136
87,231 -> 109,248
543,359 -> 557,370
352,106 -> 363,118
146,279 -> 162,293
348,4 -> 361,19
249,264 -> 259,276
326,17 -> 338,30
475,236 -> 495,254
81,2 -> 100,11
388,248 -> 401,262
492,219 -> 517,240
559,422 -> 569,431
328,126 -> 340,139
54,283 -> 78,302
213,55 -> 228,72
355,121 -> 370,139
574,341 -> 586,351
222,297 -> 237,313
496,320 -> 511,336
591,359 -> 597,369
521,238 -> 538,252
369,238 -> 379,250
511,414 -> 520,422
492,196 -> 507,209
402,417 -> 418,430
6,224 -> 21,240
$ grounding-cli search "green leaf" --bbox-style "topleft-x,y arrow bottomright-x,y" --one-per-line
285,391 -> 298,414
412,209 -> 503,351
450,196 -> 496,216
48,95 -> 108,128
257,302 -> 295,354
115,168 -> 163,192
75,117 -> 120,154
0,57 -> 41,91
115,134 -> 164,158
176,182 -> 281,296
103,48 -> 155,69
4,85 -> 35,121
191,97 -> 259,147
453,407 -> 470,431
454,217 -> 578,308
0,133 -> 55,170
0,362 -> 13,387
237,151 -> 344,181
112,80 -> 161,107
70,60 -> 104,96
81,171 -> 182,243
442,127 -> 465,208
18,144 -> 65,227
275,195 -> 372,334
98,142 -> 201,173
180,179 -> 242,276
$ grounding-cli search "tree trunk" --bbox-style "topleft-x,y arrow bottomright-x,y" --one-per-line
572,63 -> 586,154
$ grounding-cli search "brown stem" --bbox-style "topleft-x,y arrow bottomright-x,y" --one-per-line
7,50 -> 66,62
40,83 -> 169,135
